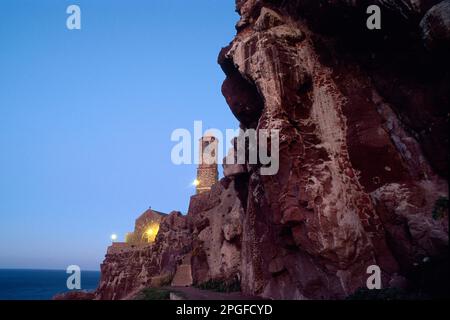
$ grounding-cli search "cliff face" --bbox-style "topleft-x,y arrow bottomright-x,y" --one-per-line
217,0 -> 449,299
189,178 -> 244,285
92,0 -> 449,301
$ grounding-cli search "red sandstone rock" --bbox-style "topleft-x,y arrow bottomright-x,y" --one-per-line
53,291 -> 95,300
94,0 -> 448,300
94,211 -> 192,300
217,0 -> 449,299
421,1 -> 450,53
189,179 -> 244,286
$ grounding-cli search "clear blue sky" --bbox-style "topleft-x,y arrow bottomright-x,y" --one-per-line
0,0 -> 239,270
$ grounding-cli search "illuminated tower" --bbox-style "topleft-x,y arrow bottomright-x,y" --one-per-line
196,134 -> 218,194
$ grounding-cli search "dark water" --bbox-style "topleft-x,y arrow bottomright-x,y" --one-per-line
0,269 -> 100,300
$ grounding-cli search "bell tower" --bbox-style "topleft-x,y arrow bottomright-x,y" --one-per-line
196,134 -> 218,194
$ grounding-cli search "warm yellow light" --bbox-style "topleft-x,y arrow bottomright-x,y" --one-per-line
193,179 -> 200,187
111,234 -> 118,241
143,223 -> 160,243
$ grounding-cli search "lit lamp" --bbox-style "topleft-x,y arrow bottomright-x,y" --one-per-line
193,179 -> 200,187
143,223 -> 160,243
111,234 -> 118,242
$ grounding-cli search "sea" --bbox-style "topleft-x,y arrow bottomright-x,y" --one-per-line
0,269 -> 100,300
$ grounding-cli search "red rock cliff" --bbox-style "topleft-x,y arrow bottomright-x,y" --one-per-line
93,0 -> 449,300
217,0 -> 449,299
95,211 -> 191,300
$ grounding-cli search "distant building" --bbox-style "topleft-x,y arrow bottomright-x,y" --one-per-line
124,208 -> 166,244
196,134 -> 218,194
108,208 -> 166,255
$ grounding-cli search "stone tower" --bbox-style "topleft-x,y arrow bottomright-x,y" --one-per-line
196,134 -> 218,194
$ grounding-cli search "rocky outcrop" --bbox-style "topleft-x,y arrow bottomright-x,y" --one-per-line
218,0 -> 449,299
94,211 -> 192,300
92,0 -> 448,301
189,178 -> 244,286
53,291 -> 95,300
421,1 -> 450,52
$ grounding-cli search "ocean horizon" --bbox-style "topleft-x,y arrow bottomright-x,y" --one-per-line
0,269 -> 100,300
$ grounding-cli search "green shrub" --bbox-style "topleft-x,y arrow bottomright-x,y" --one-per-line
135,287 -> 187,300
135,288 -> 171,300
195,277 -> 241,293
